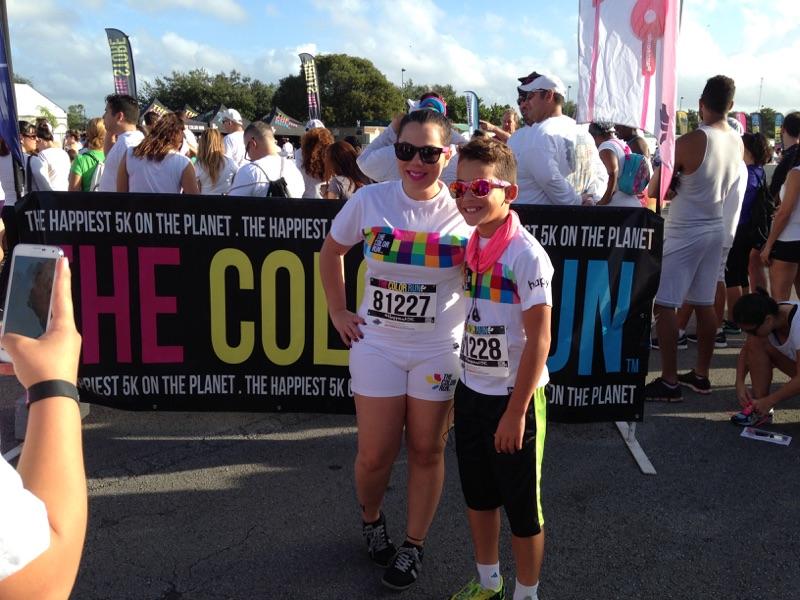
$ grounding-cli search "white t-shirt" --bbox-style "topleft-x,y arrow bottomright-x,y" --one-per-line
228,154 -> 305,198
125,149 -> 192,194
330,179 -> 472,350
180,127 -> 198,157
0,153 -> 16,205
29,147 -> 70,192
460,228 -> 554,395
195,156 -> 238,195
356,125 -> 467,185
597,139 -> 642,208
769,302 -> 800,362
0,458 -> 50,581
281,142 -> 294,158
301,167 -> 325,199
513,115 -> 606,205
777,166 -> 800,242
223,130 -> 246,167
99,130 -> 144,192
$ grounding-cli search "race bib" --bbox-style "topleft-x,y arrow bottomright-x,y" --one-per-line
366,278 -> 437,331
461,323 -> 510,377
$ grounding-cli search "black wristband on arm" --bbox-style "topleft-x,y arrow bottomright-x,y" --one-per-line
26,380 -> 80,406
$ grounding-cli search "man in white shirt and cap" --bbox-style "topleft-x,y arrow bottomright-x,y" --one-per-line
221,108 -> 246,167
511,73 -> 606,205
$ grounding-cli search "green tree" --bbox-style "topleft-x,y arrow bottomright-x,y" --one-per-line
36,106 -> 58,130
139,69 -> 276,121
480,103 -> 516,125
563,100 -> 577,119
67,104 -> 86,130
273,54 -> 404,126
13,74 -> 32,85
687,109 -> 699,131
759,107 -> 777,138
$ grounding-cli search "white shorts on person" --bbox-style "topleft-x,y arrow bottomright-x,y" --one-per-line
0,458 -> 50,581
349,340 -> 460,401
329,180 -> 472,399
654,229 -> 724,308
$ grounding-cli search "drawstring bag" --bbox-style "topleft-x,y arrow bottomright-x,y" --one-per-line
612,139 -> 652,195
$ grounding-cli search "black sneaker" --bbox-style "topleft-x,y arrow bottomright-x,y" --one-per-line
686,333 -> 698,343
382,542 -> 423,591
677,369 -> 711,394
715,330 -> 728,348
722,319 -> 742,335
650,334 -> 687,350
644,377 -> 682,402
362,512 -> 397,567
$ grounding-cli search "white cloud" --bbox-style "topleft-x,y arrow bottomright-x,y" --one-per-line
131,0 -> 247,22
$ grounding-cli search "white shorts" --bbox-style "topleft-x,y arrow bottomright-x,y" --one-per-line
349,339 -> 460,401
717,246 -> 731,283
655,231 -> 724,308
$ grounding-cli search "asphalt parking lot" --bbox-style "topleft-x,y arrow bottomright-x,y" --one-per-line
2,333 -> 799,600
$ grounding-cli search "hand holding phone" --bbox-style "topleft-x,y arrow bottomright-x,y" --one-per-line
0,255 -> 81,388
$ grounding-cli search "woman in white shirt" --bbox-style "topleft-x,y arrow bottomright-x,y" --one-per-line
299,127 -> 335,198
29,122 -> 70,192
761,162 -> 800,301
117,113 -> 199,195
588,121 -> 644,208
195,129 -> 237,195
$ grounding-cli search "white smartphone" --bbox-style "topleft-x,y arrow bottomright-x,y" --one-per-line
0,244 -> 63,362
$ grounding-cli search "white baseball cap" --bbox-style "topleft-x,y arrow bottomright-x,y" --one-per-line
519,73 -> 567,96
305,119 -> 325,130
221,108 -> 243,125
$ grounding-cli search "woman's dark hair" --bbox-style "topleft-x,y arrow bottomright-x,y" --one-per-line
741,132 -> 772,166
588,121 -> 616,137
325,141 -> 371,191
732,289 -> 778,327
397,110 -> 452,146
35,121 -> 54,142
133,112 -> 184,161
301,127 -> 335,181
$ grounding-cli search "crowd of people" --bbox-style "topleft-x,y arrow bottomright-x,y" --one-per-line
0,69 -> 798,600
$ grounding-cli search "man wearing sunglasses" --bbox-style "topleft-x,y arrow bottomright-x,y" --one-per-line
508,73 -> 606,206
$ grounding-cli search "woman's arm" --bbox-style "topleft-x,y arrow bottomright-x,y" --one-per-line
753,353 -> 800,414
596,148 -> 619,206
67,172 -> 82,192
761,168 -> 800,264
319,235 -> 364,346
180,164 -> 200,195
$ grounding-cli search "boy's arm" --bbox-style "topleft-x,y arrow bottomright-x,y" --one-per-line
494,303 -> 551,454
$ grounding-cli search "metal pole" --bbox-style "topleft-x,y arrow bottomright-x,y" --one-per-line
757,77 -> 763,109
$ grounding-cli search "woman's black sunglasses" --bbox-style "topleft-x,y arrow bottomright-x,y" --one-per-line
393,142 -> 447,164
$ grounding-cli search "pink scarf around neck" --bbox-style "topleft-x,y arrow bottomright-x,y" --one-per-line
466,210 -> 520,273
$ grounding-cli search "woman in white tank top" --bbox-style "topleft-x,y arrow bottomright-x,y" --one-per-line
117,113 -> 199,195
761,163 -> 800,300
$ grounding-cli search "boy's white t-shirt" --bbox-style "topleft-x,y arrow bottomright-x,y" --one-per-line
330,179 -> 472,350
459,226 -> 554,395
0,457 -> 50,581
769,301 -> 800,362
98,129 -> 144,192
777,166 -> 800,242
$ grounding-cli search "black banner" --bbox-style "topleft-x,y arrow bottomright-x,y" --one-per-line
105,28 -> 137,98
299,53 -> 321,122
15,194 -> 662,422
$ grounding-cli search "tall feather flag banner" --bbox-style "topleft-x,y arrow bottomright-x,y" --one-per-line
0,0 -> 23,167
105,28 -> 137,98
463,91 -> 479,138
577,0 -> 679,210
299,53 -> 322,122
775,113 -> 784,146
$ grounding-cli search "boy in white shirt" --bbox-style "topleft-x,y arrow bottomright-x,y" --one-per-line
448,137 -> 553,600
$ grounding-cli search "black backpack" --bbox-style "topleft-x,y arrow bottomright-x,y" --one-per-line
261,156 -> 290,198
747,173 -> 777,247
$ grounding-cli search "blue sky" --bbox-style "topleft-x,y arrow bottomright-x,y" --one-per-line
7,0 -> 800,121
